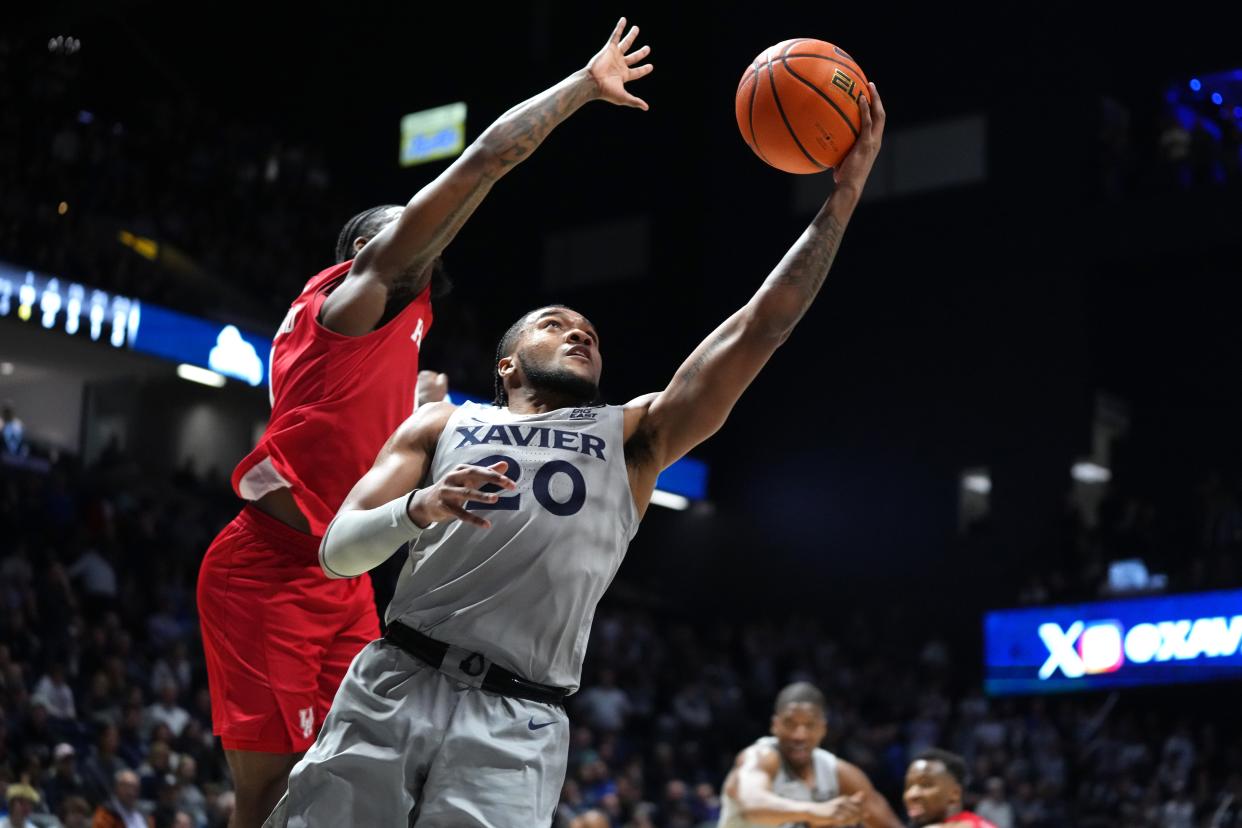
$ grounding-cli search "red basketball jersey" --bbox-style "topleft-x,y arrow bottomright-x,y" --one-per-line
947,812 -> 998,828
232,261 -> 433,536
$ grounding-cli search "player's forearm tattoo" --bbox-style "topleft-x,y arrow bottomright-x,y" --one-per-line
680,328 -> 731,383
766,212 -> 845,327
481,73 -> 595,175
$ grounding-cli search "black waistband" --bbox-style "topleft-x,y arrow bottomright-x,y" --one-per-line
384,621 -> 569,706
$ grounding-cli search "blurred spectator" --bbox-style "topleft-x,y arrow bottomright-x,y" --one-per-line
43,743 -> 86,816
33,668 -> 75,721
575,669 -> 631,734
82,726 -> 128,808
1161,783 -> 1195,828
66,549 -> 117,607
143,685 -> 188,741
91,770 -> 146,828
0,784 -> 40,828
59,796 -> 91,828
976,777 -> 1015,828
172,758 -> 205,828
137,743 -> 174,803
568,811 -> 608,828
0,403 -> 25,457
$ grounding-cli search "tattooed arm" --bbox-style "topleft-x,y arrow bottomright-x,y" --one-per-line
623,84 -> 886,511
321,17 -> 653,335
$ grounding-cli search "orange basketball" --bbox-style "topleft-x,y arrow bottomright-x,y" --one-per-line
735,39 -> 870,174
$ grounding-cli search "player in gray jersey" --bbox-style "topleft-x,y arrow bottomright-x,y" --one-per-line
719,683 -> 902,828
265,65 -> 886,828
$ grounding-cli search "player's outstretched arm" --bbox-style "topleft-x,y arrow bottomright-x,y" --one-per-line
725,747 -> 866,826
624,84 -> 885,500
836,759 -> 904,828
321,17 -> 654,335
317,401 -> 517,578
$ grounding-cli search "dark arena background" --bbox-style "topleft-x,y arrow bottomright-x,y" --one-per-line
4,2 -> 1242,827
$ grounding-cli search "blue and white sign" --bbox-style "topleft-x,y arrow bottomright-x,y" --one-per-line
0,261 -> 271,387
985,589 -> 1242,695
135,306 -> 268,386
0,264 -> 141,348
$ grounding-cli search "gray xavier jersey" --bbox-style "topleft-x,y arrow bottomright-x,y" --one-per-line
387,401 -> 639,691
717,737 -> 841,828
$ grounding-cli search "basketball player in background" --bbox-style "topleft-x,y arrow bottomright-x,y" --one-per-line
265,79 -> 886,826
196,18 -> 654,827
719,682 -> 902,827
903,750 -> 998,828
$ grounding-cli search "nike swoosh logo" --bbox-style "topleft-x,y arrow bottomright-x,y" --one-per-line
528,717 -> 558,731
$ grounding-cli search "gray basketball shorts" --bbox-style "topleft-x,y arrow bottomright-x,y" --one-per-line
264,638 -> 569,827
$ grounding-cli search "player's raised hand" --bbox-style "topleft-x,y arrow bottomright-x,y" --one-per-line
586,17 -> 653,111
407,461 -> 517,529
833,82 -> 886,187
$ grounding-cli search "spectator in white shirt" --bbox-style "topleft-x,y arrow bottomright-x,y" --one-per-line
976,777 -> 1015,828
575,669 -> 631,733
33,665 -> 76,720
144,680 -> 189,739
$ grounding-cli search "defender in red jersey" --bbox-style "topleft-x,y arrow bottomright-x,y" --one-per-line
903,749 -> 999,828
196,19 -> 654,826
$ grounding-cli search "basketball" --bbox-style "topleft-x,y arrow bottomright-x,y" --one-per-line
735,38 -> 871,174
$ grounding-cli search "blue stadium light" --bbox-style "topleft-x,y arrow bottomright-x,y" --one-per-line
1189,78 -> 1201,91
1212,92 -> 1223,105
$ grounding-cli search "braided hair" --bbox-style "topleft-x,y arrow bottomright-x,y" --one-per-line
334,205 -> 402,263
493,313 -> 533,406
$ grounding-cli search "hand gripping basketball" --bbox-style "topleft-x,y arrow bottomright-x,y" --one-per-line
407,461 -> 517,530
833,82 -> 885,187
585,17 -> 654,111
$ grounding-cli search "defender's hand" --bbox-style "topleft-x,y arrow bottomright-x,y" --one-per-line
416,371 -> 449,407
586,17 -> 654,110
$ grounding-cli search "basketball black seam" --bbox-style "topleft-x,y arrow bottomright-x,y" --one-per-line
780,57 -> 861,140
747,63 -> 769,164
782,53 -> 866,78
765,53 -> 827,171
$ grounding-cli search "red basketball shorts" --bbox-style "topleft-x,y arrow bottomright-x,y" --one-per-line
197,505 -> 381,753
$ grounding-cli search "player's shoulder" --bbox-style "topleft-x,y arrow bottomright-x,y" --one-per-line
734,739 -> 781,773
622,393 -> 659,422
621,392 -> 660,445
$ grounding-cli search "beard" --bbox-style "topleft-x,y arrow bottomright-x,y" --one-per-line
517,351 -> 599,405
